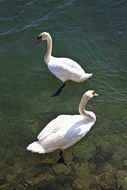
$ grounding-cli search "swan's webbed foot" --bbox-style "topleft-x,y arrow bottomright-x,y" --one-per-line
51,89 -> 62,97
51,83 -> 66,97
57,151 -> 68,166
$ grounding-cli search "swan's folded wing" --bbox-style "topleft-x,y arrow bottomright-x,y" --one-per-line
61,58 -> 85,71
48,58 -> 85,81
37,115 -> 64,141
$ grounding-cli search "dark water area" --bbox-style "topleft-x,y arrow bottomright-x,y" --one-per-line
0,0 -> 127,189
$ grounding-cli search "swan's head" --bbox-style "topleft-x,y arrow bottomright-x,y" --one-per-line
82,90 -> 98,101
36,32 -> 50,44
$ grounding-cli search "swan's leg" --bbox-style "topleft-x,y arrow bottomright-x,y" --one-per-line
51,83 -> 66,97
57,151 -> 68,166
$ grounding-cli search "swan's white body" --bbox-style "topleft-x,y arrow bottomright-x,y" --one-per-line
47,56 -> 92,82
27,90 -> 98,154
36,32 -> 93,83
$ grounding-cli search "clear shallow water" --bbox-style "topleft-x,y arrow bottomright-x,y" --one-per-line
0,0 -> 127,189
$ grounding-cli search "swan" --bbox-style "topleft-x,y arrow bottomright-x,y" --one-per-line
36,32 -> 93,96
27,90 -> 98,164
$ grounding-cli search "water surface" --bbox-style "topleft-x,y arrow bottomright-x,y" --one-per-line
0,0 -> 127,189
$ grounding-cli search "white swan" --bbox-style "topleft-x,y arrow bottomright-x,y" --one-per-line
36,32 -> 93,96
27,90 -> 98,163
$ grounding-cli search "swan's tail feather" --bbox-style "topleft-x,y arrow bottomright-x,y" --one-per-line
80,73 -> 93,82
27,141 -> 45,154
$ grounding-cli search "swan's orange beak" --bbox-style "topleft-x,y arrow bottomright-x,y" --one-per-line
94,92 -> 99,96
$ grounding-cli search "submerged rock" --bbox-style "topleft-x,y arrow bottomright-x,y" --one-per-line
74,162 -> 90,178
73,162 -> 97,190
32,173 -> 54,186
97,172 -> 119,190
123,160 -> 127,171
53,164 -> 71,176
0,175 -> 7,186
73,178 -> 90,190
117,170 -> 127,190
88,142 -> 114,169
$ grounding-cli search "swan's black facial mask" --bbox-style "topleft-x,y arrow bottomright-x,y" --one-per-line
38,36 -> 43,40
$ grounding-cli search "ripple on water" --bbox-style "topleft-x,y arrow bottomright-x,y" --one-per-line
0,1 -> 127,189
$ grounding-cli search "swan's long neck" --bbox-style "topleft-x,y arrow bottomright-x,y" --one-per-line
79,97 -> 95,120
44,35 -> 52,64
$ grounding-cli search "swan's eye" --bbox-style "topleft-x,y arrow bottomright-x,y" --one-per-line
37,36 -> 42,40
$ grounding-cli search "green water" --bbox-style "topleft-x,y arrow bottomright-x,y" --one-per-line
0,0 -> 127,189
